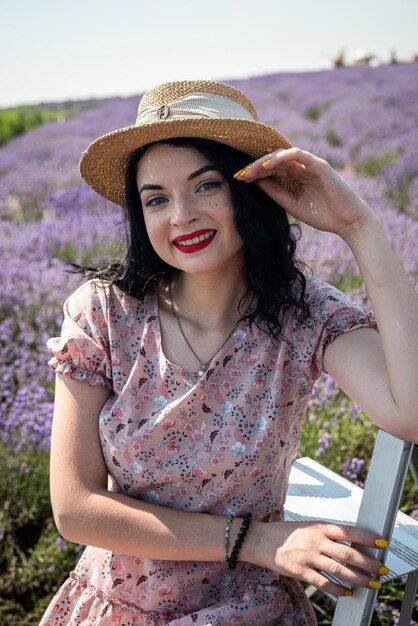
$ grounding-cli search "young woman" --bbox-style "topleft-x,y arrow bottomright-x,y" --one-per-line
39,80 -> 418,626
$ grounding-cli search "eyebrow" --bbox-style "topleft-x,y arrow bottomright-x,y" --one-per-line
138,165 -> 220,195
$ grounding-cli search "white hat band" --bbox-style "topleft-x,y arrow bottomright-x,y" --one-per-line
136,92 -> 257,126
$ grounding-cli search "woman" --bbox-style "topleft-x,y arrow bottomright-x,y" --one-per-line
40,80 -> 418,626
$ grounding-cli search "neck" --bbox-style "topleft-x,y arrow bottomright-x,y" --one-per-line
167,266 -> 249,329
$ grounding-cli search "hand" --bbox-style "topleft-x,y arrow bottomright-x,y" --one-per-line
235,148 -> 375,241
249,520 -> 388,597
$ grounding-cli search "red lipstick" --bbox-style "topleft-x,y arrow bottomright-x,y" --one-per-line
172,229 -> 216,254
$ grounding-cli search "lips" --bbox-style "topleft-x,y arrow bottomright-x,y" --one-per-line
172,229 -> 216,254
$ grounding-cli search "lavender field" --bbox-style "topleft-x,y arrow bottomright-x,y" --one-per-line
1,63 -> 417,624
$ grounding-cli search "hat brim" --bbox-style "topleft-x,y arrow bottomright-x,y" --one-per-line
79,118 -> 301,207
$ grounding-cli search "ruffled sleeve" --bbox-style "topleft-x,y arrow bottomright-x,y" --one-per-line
305,277 -> 378,379
46,280 -> 112,388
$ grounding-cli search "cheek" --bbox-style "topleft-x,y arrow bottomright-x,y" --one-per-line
143,213 -> 166,243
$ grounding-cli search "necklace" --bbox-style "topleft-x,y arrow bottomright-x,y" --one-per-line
169,283 -> 241,377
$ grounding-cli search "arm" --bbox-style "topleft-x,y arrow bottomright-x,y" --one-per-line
324,215 -> 418,442
52,373 -> 388,597
51,373 -> 227,561
236,148 -> 418,443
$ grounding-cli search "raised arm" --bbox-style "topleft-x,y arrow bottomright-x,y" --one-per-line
235,148 -> 418,443
323,215 -> 418,442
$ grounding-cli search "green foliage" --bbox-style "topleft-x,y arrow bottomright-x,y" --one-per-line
308,578 -> 412,626
0,107 -> 68,145
4,196 -> 45,223
305,105 -> 323,121
299,393 -> 418,625
275,91 -> 290,102
2,393 -> 416,625
0,446 -> 51,561
325,128 -> 342,147
300,401 -> 377,470
357,152 -> 398,177
387,186 -> 413,213
0,444 -> 84,626
330,273 -> 364,294
52,238 -> 119,267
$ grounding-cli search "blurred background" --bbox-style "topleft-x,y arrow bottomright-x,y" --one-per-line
1,0 -> 418,107
1,1 -> 417,625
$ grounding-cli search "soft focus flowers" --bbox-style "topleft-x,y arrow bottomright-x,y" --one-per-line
1,64 -> 417,454
1,63 -> 417,626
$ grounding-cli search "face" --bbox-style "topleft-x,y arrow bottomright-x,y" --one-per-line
136,144 -> 244,275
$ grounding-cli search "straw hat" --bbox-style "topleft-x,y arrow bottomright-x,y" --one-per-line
79,79 -> 301,207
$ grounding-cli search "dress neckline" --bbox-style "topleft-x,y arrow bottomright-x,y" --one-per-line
151,290 -> 246,380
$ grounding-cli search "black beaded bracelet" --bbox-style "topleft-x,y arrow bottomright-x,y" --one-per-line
224,513 -> 234,562
226,512 -> 253,570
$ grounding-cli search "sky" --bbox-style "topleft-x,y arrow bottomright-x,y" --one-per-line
1,0 -> 417,108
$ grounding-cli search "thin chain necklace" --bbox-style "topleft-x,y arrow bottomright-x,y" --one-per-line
169,283 -> 241,378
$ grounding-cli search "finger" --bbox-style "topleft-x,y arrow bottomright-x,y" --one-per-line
266,147 -> 318,169
255,178 -> 298,213
233,150 -> 295,180
349,562 -> 390,581
233,149 -> 289,180
237,161 -> 311,189
254,161 -> 307,181
249,148 -> 316,173
322,539 -> 389,579
314,555 -> 383,591
323,523 -> 389,550
306,569 -> 354,598
233,162 -> 273,181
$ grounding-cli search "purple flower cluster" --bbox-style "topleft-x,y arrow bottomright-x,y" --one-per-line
0,102 -> 128,449
232,64 -> 418,217
1,64 -> 417,453
342,457 -> 366,488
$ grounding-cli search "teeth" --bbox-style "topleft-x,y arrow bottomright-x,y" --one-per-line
176,231 -> 214,246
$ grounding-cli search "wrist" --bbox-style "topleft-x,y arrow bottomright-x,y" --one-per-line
238,519 -> 268,568
337,210 -> 381,248
225,513 -> 253,569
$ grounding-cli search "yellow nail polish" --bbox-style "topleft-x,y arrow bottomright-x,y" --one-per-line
375,538 -> 388,549
378,566 -> 389,576
368,580 -> 381,590
343,589 -> 353,597
233,168 -> 245,178
240,165 -> 251,176
261,159 -> 272,168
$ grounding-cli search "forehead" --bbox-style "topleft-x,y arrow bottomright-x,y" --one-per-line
136,144 -> 212,180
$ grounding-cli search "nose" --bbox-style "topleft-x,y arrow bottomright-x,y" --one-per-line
170,195 -> 199,227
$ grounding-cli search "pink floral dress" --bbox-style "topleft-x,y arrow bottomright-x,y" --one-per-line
40,277 -> 376,626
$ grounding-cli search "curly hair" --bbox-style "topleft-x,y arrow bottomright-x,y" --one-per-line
78,137 -> 310,338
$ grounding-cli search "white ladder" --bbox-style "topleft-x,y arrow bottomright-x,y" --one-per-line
285,430 -> 418,625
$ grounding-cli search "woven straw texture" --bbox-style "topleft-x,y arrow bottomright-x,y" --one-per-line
139,80 -> 258,120
79,80 -> 302,206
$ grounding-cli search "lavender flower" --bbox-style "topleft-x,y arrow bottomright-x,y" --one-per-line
1,64 -> 417,457
342,457 -> 366,487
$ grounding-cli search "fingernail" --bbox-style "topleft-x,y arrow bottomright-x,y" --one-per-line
233,165 -> 251,178
368,580 -> 382,590
375,538 -> 388,548
343,589 -> 353,597
378,566 -> 389,576
261,159 -> 272,168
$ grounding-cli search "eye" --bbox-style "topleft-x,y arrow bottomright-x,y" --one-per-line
144,195 -> 168,209
197,181 -> 222,193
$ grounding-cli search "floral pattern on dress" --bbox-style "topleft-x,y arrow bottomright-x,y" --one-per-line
40,277 -> 376,626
